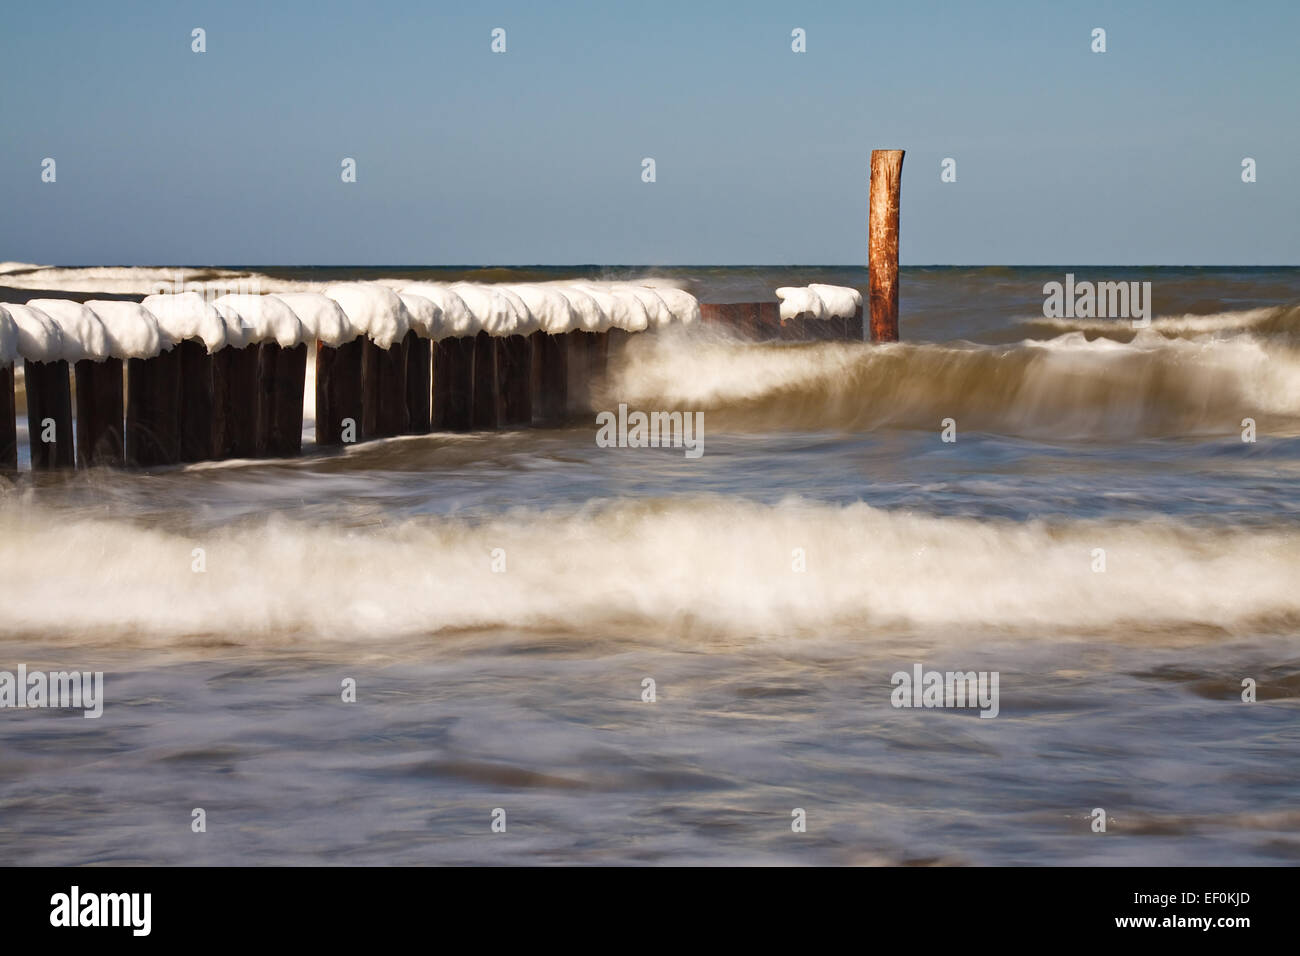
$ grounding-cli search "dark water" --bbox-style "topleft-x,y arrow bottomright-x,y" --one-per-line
1,265 -> 1299,865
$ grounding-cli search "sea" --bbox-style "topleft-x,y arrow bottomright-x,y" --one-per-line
1,264 -> 1297,865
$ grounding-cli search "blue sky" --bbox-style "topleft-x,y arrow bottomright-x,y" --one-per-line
1,0 -> 1296,265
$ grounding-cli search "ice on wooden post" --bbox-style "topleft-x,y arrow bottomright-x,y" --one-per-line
8,304 -> 73,469
775,285 -> 864,341
324,284 -> 411,442
25,299 -> 114,467
142,293 -> 228,463
277,293 -> 357,448
213,294 -> 303,458
0,278 -> 709,460
71,300 -> 177,467
210,301 -> 259,460
395,293 -> 435,434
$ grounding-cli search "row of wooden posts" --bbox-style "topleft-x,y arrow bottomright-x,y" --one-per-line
0,308 -> 866,471
0,147 -> 904,472
0,328 -> 606,471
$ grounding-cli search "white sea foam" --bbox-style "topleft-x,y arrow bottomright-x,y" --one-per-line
1,497 -> 1297,645
0,265 -> 314,296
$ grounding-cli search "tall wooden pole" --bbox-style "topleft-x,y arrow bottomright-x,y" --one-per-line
868,149 -> 904,343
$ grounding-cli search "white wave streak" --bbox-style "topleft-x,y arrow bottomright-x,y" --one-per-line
0,499 -> 1296,645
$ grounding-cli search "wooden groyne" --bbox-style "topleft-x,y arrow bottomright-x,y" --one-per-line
0,312 -> 862,472
0,148 -> 905,473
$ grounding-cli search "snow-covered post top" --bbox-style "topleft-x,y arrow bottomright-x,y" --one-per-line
774,284 -> 863,321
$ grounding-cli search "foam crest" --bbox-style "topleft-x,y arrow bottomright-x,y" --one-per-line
1,498 -> 1297,645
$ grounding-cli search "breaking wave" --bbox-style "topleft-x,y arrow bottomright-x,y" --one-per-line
605,322 -> 1300,438
1,497 -> 1297,646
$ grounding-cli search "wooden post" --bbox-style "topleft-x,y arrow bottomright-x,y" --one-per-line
178,340 -> 214,463
755,303 -> 781,341
563,332 -> 588,418
361,337 -> 407,439
606,328 -> 632,367
701,303 -> 757,337
315,338 -> 363,446
586,331 -> 609,402
498,334 -> 531,427
563,330 -> 609,417
779,312 -> 808,341
432,337 -> 474,431
403,330 -> 431,434
530,331 -> 567,426
846,304 -> 865,342
471,331 -> 500,430
812,315 -> 846,340
868,148 -> 904,342
0,363 -> 15,472
126,349 -> 182,467
25,359 -> 75,469
74,358 -> 124,467
256,342 -> 307,457
212,345 -> 259,459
